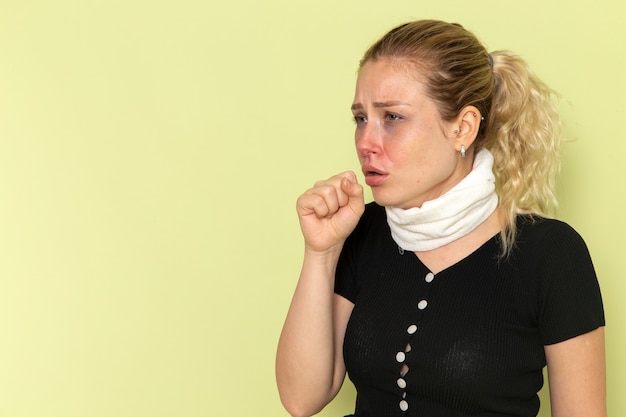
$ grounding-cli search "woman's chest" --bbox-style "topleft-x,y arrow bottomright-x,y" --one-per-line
343,250 -> 545,397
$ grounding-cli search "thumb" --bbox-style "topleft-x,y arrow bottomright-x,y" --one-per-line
341,177 -> 365,217
341,176 -> 362,198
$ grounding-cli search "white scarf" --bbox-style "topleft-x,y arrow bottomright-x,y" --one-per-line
385,148 -> 498,252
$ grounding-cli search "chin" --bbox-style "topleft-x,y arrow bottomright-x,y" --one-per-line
371,190 -> 396,208
372,192 -> 421,210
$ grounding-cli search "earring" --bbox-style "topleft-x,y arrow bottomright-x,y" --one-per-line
472,112 -> 485,121
453,129 -> 459,135
460,144 -> 466,158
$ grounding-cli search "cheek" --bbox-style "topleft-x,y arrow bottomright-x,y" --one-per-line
400,143 -> 455,180
390,137 -> 429,168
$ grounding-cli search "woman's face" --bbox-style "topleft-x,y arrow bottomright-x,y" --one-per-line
352,59 -> 469,209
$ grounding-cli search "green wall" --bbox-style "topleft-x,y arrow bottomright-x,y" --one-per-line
0,1 -> 623,416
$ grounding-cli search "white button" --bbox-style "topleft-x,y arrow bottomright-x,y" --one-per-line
407,324 -> 417,334
418,300 -> 428,310
397,377 -> 406,389
399,400 -> 409,411
425,272 -> 434,283
396,351 -> 406,362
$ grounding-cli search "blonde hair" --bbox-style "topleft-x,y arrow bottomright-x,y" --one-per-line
360,20 -> 561,256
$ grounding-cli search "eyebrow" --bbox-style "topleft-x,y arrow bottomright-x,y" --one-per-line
350,101 -> 411,111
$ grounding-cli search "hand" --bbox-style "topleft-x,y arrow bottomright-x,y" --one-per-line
296,171 -> 365,253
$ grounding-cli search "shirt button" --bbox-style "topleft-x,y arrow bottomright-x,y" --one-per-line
407,324 -> 417,334
425,272 -> 434,283
418,300 -> 428,310
399,400 -> 409,411
397,377 -> 407,389
396,352 -> 406,362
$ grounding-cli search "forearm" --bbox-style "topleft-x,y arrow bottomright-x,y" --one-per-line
276,248 -> 345,416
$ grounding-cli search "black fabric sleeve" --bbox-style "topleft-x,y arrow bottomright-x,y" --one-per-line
537,220 -> 605,345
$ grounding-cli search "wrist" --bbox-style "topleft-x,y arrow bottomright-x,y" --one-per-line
303,242 -> 344,260
301,244 -> 344,277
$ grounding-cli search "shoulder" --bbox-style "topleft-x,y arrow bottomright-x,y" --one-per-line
511,215 -> 598,299
516,214 -> 578,235
515,215 -> 590,255
515,216 -> 605,344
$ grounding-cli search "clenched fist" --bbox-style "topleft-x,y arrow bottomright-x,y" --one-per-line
296,171 -> 365,253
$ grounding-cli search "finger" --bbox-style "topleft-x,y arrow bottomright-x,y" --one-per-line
340,176 -> 360,197
339,176 -> 365,218
340,170 -> 358,184
297,193 -> 330,218
312,184 -> 341,215
325,172 -> 358,208
300,182 -> 345,218
301,172 -> 356,215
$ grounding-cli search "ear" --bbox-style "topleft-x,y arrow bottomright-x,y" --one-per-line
452,106 -> 482,154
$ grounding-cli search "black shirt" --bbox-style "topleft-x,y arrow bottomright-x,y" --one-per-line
335,203 -> 605,417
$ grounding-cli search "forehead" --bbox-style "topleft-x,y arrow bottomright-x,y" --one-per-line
354,59 -> 429,100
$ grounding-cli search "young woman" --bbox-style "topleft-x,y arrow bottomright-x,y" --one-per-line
276,20 -> 605,417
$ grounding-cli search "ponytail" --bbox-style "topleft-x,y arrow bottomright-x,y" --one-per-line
485,51 -> 562,256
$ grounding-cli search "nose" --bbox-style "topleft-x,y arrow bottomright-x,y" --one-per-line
355,121 -> 381,157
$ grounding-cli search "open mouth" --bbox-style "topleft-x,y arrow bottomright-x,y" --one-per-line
365,168 -> 386,177
363,168 -> 387,185
362,164 -> 384,176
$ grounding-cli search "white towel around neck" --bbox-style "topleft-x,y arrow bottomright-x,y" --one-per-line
385,148 -> 498,252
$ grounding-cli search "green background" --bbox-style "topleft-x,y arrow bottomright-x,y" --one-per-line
0,1 -> 623,416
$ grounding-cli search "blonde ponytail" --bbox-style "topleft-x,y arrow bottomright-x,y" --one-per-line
485,51 -> 562,255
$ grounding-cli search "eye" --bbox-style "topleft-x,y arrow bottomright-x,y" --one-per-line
385,113 -> 402,121
353,114 -> 368,124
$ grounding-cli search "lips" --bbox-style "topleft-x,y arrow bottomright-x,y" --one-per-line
362,165 -> 388,186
